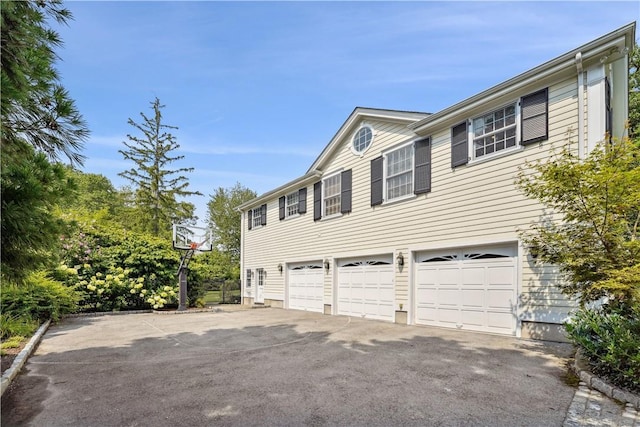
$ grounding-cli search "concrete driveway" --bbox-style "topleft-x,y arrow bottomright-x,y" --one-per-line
2,308 -> 575,426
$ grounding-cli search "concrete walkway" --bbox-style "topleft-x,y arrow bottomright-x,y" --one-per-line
564,382 -> 640,427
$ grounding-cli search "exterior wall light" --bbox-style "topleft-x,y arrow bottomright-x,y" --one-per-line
324,259 -> 330,273
397,252 -> 404,268
277,263 -> 283,274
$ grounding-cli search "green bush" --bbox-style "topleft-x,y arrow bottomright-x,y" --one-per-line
0,313 -> 39,340
565,306 -> 640,393
1,272 -> 78,322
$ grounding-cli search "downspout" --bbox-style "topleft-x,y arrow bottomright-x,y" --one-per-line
575,52 -> 585,158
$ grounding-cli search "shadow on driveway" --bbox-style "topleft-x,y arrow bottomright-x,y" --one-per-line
1,309 -> 574,426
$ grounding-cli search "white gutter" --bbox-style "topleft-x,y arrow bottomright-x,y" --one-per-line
575,52 -> 585,159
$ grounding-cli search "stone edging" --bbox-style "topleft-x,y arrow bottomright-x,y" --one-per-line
65,309 -> 153,318
1,319 -> 51,397
572,349 -> 640,409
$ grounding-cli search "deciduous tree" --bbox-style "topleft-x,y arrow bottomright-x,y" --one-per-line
207,183 -> 256,262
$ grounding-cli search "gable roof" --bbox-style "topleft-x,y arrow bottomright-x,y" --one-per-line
307,107 -> 430,173
237,107 -> 429,211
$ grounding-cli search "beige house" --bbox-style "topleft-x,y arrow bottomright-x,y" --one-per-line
238,23 -> 635,341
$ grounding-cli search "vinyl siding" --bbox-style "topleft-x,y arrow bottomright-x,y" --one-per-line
243,76 -> 579,323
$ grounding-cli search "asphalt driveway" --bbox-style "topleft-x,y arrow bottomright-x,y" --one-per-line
2,308 -> 575,426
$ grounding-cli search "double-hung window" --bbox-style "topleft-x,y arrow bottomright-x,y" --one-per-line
450,88 -> 548,168
252,208 -> 263,228
286,192 -> 299,217
472,103 -> 517,159
323,173 -> 341,216
385,144 -> 414,201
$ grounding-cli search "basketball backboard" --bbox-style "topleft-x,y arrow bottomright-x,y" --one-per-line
172,224 -> 213,251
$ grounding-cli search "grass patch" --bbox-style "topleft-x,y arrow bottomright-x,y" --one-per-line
203,290 -> 240,304
0,314 -> 39,340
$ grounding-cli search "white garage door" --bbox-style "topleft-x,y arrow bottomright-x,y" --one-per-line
287,263 -> 324,313
415,246 -> 517,335
337,256 -> 395,322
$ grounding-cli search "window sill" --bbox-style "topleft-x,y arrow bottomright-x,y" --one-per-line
250,225 -> 265,231
468,145 -> 523,166
283,213 -> 301,221
320,213 -> 343,222
382,193 -> 417,206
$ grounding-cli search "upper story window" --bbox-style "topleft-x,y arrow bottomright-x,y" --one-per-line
314,170 -> 352,221
247,203 -> 267,230
450,88 -> 548,168
472,103 -> 517,159
279,188 -> 307,221
286,192 -> 299,217
323,173 -> 342,216
371,138 -> 431,207
352,126 -> 373,155
386,144 -> 414,200
252,207 -> 263,228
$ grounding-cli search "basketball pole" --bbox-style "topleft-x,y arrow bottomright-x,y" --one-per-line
178,260 -> 188,311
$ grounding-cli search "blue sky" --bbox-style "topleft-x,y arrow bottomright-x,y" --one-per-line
54,1 -> 639,225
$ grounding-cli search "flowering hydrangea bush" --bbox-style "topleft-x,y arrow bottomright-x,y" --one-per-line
56,264 -> 178,311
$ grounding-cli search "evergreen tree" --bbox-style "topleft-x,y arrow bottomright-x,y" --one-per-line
1,0 -> 88,165
119,98 -> 201,236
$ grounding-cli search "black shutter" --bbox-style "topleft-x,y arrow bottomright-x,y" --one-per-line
521,88 -> 548,145
451,121 -> 468,168
340,169 -> 352,214
414,137 -> 431,194
247,209 -> 253,230
371,156 -> 383,206
260,204 -> 267,226
278,196 -> 285,220
298,188 -> 307,214
313,181 -> 322,221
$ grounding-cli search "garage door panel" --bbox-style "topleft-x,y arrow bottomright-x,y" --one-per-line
487,289 -> 515,309
462,267 -> 484,285
462,289 -> 485,308
461,309 -> 485,328
436,308 -> 459,325
487,312 -> 515,331
415,247 -> 517,336
487,265 -> 515,284
438,289 -> 460,307
338,263 -> 394,322
287,265 -> 324,313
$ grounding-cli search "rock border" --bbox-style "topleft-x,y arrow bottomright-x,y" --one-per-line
1,319 -> 51,397
572,349 -> 640,409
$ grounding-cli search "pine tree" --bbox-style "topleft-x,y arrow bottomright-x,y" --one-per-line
1,0 -> 88,165
119,98 -> 201,236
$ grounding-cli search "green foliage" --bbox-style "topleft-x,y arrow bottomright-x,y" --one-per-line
1,0 -> 88,165
517,138 -> 640,307
565,306 -> 640,393
118,97 -> 201,236
1,334 -> 28,350
629,45 -> 639,139
56,213 -> 182,311
0,314 -> 39,341
1,149 -> 75,282
1,272 -> 78,323
207,183 -> 256,262
60,167 -> 126,218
